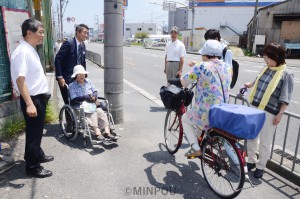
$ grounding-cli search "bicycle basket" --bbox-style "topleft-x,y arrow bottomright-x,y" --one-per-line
160,85 -> 193,110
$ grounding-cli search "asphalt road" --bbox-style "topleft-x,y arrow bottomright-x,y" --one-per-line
86,43 -> 300,157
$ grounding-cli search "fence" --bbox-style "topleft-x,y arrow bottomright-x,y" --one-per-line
86,50 -> 102,67
229,94 -> 300,186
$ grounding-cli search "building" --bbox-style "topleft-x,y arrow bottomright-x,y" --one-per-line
247,0 -> 300,57
125,23 -> 163,39
169,0 -> 284,46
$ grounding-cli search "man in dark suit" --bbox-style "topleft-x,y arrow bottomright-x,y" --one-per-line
55,24 -> 89,104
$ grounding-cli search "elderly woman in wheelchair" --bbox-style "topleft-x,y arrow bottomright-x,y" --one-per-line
59,65 -> 117,145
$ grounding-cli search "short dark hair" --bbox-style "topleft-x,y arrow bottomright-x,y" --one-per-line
21,19 -> 43,37
263,43 -> 286,66
204,55 -> 221,60
204,29 -> 221,41
75,24 -> 89,35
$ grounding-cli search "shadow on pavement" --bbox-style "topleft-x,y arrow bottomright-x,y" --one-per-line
0,161 -> 37,198
43,123 -> 118,156
143,143 -> 217,199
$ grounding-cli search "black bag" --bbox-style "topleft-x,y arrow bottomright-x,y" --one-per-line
160,85 -> 194,110
223,47 -> 239,89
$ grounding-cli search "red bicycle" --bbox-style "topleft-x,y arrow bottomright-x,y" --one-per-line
163,86 -> 252,198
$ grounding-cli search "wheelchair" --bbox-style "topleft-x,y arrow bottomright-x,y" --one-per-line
58,86 -> 118,147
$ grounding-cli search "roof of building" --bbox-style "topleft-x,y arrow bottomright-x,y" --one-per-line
258,0 -> 291,11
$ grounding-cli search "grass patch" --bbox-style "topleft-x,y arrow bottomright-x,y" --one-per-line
0,116 -> 25,140
0,102 -> 57,141
45,102 -> 57,124
242,48 -> 255,57
131,42 -> 143,46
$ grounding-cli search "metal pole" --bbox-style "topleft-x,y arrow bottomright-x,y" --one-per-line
250,0 -> 259,53
60,0 -> 64,39
57,4 -> 61,40
191,0 -> 195,52
104,0 -> 124,124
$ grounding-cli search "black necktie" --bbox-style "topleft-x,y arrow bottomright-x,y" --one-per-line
77,44 -> 82,64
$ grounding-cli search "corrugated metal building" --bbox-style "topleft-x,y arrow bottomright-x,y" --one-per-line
247,0 -> 300,57
169,0 -> 285,45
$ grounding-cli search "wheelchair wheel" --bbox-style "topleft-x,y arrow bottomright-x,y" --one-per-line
201,132 -> 245,198
59,105 -> 78,141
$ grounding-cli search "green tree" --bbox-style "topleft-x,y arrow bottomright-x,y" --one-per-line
135,32 -> 149,40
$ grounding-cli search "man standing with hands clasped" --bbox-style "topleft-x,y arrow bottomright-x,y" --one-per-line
164,26 -> 186,82
11,19 -> 53,178
55,24 -> 89,104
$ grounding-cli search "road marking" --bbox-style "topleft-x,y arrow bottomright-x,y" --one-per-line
124,57 -> 133,60
243,69 -> 259,73
126,62 -> 136,66
124,79 -> 164,107
291,100 -> 300,105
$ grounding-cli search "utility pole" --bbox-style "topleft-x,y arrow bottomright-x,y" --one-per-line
104,0 -> 124,124
57,4 -> 61,40
162,21 -> 165,34
190,0 -> 195,52
250,0 -> 259,53
59,0 -> 64,39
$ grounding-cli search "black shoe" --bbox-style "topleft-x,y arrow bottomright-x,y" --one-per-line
247,163 -> 256,171
26,166 -> 53,178
39,155 -> 54,163
110,129 -> 117,137
254,169 -> 264,178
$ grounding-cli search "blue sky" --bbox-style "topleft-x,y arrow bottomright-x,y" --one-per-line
52,0 -> 185,34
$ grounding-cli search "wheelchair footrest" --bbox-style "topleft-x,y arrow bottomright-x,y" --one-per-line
91,140 -> 103,145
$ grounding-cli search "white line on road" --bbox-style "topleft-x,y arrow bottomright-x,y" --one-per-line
124,79 -> 164,107
124,57 -> 133,60
243,69 -> 259,73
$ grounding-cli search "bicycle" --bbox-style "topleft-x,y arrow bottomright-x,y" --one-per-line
163,85 -> 254,198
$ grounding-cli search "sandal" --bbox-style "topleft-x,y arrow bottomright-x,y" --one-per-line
102,132 -> 118,141
185,148 -> 202,159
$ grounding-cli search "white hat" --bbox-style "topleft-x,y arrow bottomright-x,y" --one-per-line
198,40 -> 223,57
71,65 -> 89,78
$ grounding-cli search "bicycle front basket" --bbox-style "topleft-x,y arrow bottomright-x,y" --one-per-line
160,85 -> 184,110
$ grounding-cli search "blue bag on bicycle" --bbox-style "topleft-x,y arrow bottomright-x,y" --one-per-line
209,104 -> 266,139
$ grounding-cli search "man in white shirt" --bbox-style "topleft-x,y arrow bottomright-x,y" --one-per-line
11,19 -> 53,178
164,26 -> 186,82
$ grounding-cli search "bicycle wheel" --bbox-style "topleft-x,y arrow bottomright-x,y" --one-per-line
164,109 -> 183,154
59,105 -> 78,141
201,132 -> 245,198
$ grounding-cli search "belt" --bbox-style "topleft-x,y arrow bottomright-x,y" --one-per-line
31,93 -> 51,102
167,61 -> 179,62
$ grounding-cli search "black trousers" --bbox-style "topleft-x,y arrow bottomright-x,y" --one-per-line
59,83 -> 69,104
20,95 -> 46,168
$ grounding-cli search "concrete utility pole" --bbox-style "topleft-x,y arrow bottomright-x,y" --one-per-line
59,0 -> 64,39
250,0 -> 259,53
57,3 -> 61,40
104,0 -> 124,124
190,0 -> 195,52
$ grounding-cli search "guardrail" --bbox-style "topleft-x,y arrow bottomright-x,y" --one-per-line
86,50 -> 102,67
229,93 -> 300,186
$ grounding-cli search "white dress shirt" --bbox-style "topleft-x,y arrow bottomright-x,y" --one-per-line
165,39 -> 186,61
11,40 -> 49,96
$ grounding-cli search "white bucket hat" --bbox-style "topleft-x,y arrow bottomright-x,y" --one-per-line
198,40 -> 223,57
71,65 -> 89,78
